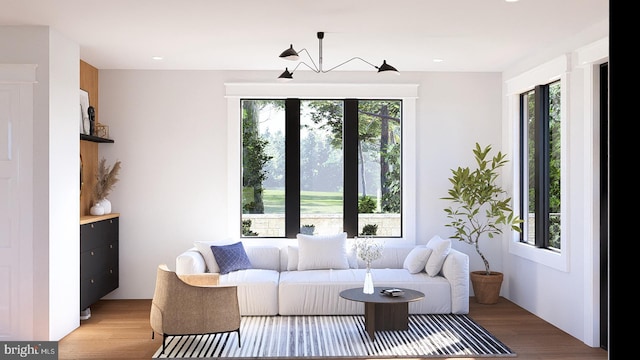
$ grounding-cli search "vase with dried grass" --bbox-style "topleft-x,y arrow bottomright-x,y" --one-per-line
91,158 -> 121,215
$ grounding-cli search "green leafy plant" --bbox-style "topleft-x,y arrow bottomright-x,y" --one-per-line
442,143 -> 523,275
358,196 -> 377,213
360,224 -> 378,236
242,219 -> 258,236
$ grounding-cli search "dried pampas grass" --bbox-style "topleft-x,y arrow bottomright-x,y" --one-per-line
93,158 -> 121,203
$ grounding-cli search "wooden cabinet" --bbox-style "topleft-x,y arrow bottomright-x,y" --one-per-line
80,214 -> 119,311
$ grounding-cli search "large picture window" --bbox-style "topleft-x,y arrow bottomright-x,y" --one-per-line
241,98 -> 402,238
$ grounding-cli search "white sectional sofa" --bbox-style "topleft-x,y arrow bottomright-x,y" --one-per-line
175,235 -> 469,316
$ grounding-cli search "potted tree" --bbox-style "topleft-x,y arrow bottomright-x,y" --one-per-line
442,143 -> 523,304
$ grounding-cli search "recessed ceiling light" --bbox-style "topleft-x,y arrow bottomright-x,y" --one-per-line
152,56 -> 164,61
433,58 -> 444,63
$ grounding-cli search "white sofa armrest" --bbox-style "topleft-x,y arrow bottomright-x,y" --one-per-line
176,247 -> 207,275
441,248 -> 470,314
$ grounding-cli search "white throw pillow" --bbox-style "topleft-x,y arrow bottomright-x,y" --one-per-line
424,235 -> 452,276
297,232 -> 349,270
403,246 -> 433,274
194,239 -> 235,273
287,245 -> 299,271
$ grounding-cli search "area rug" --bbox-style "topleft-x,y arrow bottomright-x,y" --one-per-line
152,314 -> 515,358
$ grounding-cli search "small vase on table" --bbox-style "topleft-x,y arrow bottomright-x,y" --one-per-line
363,263 -> 374,294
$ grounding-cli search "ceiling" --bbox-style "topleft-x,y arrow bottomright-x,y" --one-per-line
1,0 -> 608,72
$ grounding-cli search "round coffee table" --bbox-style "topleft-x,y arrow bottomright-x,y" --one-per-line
339,286 -> 425,340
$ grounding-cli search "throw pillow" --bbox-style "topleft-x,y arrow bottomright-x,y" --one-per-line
424,235 -> 452,277
210,242 -> 253,275
403,246 -> 433,274
297,232 -> 349,270
194,239 -> 235,273
286,245 -> 299,271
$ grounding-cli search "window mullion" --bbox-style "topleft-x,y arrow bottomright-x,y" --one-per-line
285,98 -> 301,238
534,85 -> 550,248
343,99 -> 359,237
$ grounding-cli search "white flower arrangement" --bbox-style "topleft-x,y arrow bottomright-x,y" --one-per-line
354,236 -> 384,268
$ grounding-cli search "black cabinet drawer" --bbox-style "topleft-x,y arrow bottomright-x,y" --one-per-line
81,243 -> 118,279
80,268 -> 119,311
81,217 -> 119,252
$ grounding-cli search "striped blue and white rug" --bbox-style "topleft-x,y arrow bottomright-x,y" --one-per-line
152,314 -> 515,358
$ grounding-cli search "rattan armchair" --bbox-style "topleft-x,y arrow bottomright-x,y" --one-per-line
150,264 -> 241,354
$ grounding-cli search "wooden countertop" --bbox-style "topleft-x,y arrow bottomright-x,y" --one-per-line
80,213 -> 120,225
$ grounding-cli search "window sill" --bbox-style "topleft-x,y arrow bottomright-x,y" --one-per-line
509,240 -> 568,272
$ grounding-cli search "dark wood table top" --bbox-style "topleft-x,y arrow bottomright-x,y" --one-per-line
340,287 -> 425,304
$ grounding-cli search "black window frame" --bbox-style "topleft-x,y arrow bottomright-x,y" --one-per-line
519,82 -> 560,250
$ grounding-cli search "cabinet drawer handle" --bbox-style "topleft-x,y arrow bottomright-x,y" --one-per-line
110,244 -> 113,249
109,269 -> 113,274
90,279 -> 94,284
91,224 -> 94,228
90,251 -> 95,256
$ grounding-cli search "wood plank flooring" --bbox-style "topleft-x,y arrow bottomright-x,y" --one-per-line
58,297 -> 608,360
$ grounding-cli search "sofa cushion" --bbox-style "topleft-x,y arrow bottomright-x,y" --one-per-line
219,269 -> 280,315
425,235 -> 452,276
210,242 -> 253,275
297,232 -> 349,270
288,244 -> 358,271
403,246 -> 433,274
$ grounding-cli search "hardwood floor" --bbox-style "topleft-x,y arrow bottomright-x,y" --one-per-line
59,297 -> 608,360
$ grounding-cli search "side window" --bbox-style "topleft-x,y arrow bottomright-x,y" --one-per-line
240,98 -> 402,238
519,80 -> 561,251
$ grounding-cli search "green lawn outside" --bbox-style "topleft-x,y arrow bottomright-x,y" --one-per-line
263,189 -> 343,214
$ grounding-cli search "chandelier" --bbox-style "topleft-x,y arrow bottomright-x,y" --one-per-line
278,32 -> 399,81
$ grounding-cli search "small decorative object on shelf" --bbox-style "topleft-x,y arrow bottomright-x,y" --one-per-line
354,236 -> 384,294
92,158 -> 121,215
80,89 -> 90,135
88,106 -> 96,136
95,123 -> 110,139
90,202 -> 105,216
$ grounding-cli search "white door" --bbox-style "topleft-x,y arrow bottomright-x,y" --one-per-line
0,64 -> 36,340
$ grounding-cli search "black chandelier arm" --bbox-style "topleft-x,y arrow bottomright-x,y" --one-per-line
293,48 -> 320,73
321,56 -> 379,73
289,61 -> 320,74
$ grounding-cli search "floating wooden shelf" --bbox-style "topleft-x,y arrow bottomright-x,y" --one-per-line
80,134 -> 114,143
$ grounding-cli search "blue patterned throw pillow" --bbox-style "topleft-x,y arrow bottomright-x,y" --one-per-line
210,242 -> 253,275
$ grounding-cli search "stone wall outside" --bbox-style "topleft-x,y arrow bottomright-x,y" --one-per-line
243,213 -> 401,237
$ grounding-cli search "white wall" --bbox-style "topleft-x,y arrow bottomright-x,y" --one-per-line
48,29 -> 81,341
